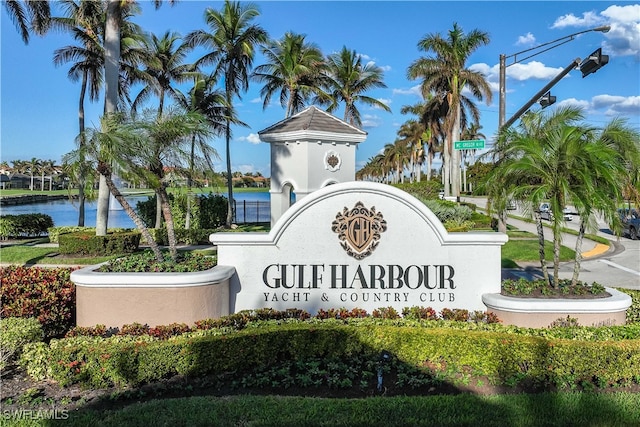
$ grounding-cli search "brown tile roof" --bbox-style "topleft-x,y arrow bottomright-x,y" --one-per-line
258,106 -> 367,139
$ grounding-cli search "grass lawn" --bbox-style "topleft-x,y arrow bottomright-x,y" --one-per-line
4,392 -> 637,426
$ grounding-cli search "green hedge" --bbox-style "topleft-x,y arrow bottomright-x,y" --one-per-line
144,227 -> 218,245
27,323 -> 640,391
0,213 -> 53,238
0,317 -> 43,371
58,230 -> 141,256
48,226 -> 132,243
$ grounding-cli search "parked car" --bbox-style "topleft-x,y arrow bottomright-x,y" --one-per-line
538,203 -> 573,221
618,208 -> 640,240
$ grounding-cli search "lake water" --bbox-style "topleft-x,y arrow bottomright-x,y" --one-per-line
1,191 -> 271,227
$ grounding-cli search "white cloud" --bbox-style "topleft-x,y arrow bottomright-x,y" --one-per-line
516,32 -> 536,46
237,133 -> 262,144
507,61 -> 565,81
556,95 -> 640,116
361,114 -> 382,128
592,94 -> 640,115
550,5 -> 640,58
551,11 -> 605,29
250,97 -> 262,104
601,4 -> 640,24
556,98 -> 591,110
392,84 -> 421,97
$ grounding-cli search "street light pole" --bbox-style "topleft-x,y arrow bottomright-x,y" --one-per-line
498,25 -> 610,129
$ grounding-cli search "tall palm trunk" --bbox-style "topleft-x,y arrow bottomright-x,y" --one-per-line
450,104 -> 462,199
157,186 -> 178,261
224,94 -> 234,227
77,71 -> 88,226
97,161 -> 164,262
96,0 -> 121,236
534,213 -> 550,284
571,219 -> 587,285
552,226 -> 562,288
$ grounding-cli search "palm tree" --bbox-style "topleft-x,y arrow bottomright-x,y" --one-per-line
125,108 -> 215,261
185,0 -> 268,227
131,30 -> 192,118
253,31 -> 327,118
95,0 -> 175,236
486,106 -> 639,288
396,120 -> 421,183
67,112 -> 165,261
3,0 -> 51,44
407,23 -> 491,198
53,0 -> 105,226
177,74 -> 225,228
324,46 -> 391,128
401,101 -> 446,183
129,30 -> 193,228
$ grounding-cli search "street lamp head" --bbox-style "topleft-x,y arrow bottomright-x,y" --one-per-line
593,25 -> 611,33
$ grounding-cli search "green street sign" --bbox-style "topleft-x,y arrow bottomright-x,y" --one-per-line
454,139 -> 485,150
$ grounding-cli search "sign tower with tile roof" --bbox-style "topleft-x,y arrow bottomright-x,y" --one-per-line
258,106 -> 367,226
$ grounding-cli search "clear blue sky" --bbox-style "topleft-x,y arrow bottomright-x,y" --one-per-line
2,1 -> 639,177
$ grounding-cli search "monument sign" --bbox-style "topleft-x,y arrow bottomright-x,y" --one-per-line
211,182 -> 508,314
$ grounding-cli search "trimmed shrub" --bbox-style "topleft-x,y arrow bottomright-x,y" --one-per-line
0,266 -> 76,339
0,317 -> 43,371
30,323 -> 640,391
58,230 -> 141,256
0,213 -> 53,238
48,226 -> 132,243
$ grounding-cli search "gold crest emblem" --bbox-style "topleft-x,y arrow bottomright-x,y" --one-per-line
332,202 -> 387,259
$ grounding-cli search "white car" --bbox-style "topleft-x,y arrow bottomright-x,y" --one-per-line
539,203 -> 573,221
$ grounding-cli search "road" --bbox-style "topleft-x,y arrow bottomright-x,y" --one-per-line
463,197 -> 640,290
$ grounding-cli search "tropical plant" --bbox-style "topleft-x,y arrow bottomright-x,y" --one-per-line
124,108 -> 215,261
485,106 -> 640,288
185,0 -> 268,227
130,30 -> 193,117
253,31 -> 327,118
177,74 -> 225,228
94,0 -> 175,236
3,0 -> 51,44
53,0 -> 105,226
407,23 -> 491,198
324,46 -> 391,128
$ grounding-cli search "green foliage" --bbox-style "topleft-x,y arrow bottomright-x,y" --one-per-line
422,199 -> 474,224
502,278 -> 608,297
96,251 -> 216,272
0,317 -> 43,371
393,180 -> 442,200
19,342 -> 51,381
0,213 -> 53,238
48,226 -> 132,243
143,227 -> 218,245
0,266 -> 76,339
136,193 -> 228,229
58,230 -> 141,255
27,322 -> 640,392
620,289 -> 640,324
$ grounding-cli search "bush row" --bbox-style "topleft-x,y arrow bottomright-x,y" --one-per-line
58,230 -> 141,256
20,322 -> 640,392
0,213 -> 53,238
0,266 -> 76,339
48,226 -> 132,243
136,193 -> 228,230
48,226 -> 218,246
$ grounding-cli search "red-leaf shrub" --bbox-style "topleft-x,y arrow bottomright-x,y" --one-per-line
1,266 -> 76,338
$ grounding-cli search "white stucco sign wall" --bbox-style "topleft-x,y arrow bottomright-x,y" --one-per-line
211,182 -> 508,314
